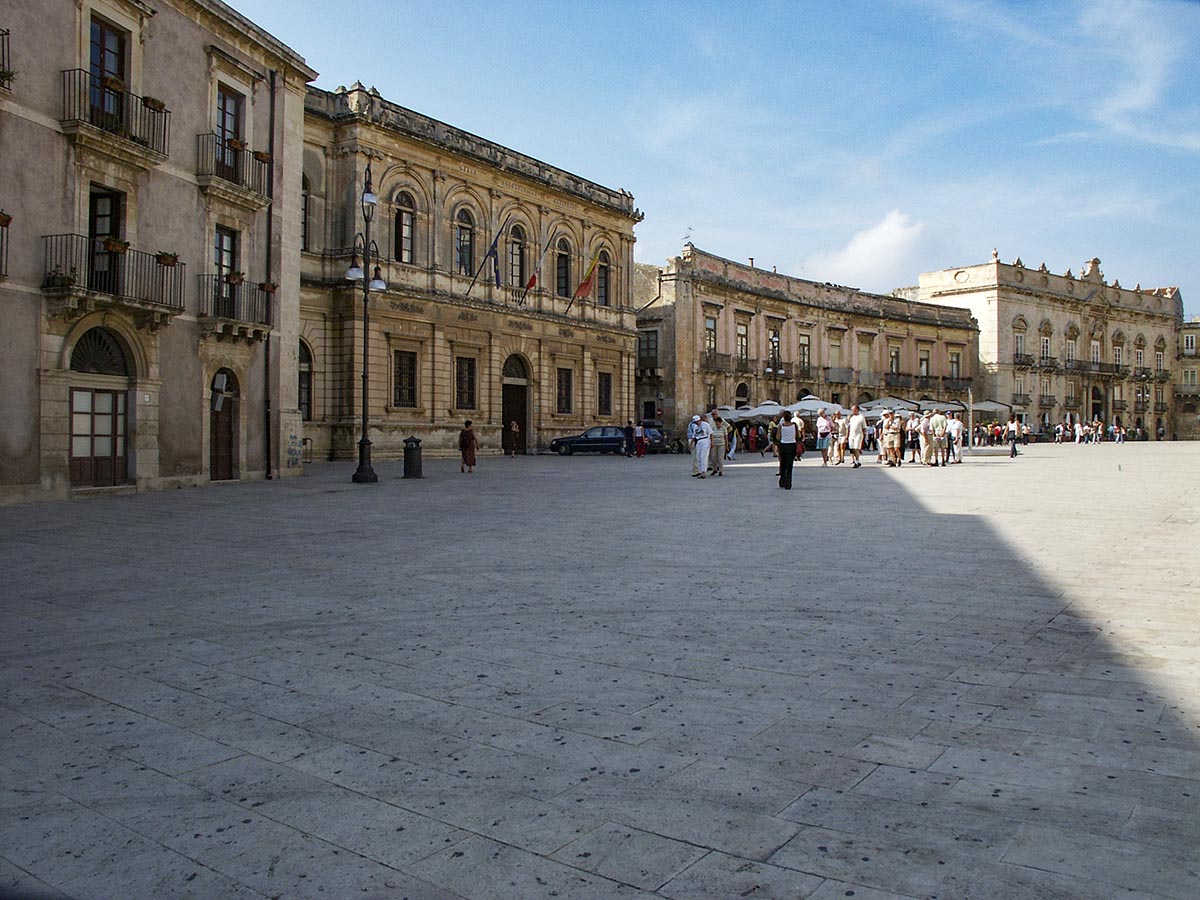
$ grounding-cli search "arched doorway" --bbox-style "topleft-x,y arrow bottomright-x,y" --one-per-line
735,382 -> 750,408
1091,386 -> 1104,422
69,327 -> 131,487
501,355 -> 529,454
210,368 -> 239,480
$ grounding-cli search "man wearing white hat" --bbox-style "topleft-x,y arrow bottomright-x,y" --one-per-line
847,404 -> 867,468
688,414 -> 713,478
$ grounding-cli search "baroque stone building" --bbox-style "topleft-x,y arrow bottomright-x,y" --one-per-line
0,0 -> 313,504
635,245 -> 979,436
918,253 -> 1183,437
298,83 -> 641,459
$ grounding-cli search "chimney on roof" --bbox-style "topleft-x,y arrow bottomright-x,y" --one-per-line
748,258 -> 754,268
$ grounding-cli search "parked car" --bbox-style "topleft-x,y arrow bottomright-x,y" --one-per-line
549,426 -> 626,455
645,427 -> 666,453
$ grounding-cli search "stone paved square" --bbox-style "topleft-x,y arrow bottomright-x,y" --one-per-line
2,444 -> 1198,899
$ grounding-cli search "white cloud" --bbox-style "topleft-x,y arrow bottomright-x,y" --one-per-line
803,211 -> 927,291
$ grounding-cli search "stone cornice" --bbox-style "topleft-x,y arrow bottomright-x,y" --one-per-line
305,86 -> 640,222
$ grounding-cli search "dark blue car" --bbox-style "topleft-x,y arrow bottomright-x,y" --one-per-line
549,426 -> 626,455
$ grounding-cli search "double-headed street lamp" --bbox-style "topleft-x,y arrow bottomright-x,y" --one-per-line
346,162 -> 387,484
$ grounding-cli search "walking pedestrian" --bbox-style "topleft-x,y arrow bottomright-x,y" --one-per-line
507,420 -> 521,458
690,415 -> 713,478
623,420 -> 635,458
458,420 -> 478,474
929,408 -> 948,467
634,421 -> 647,458
1007,414 -> 1021,458
847,405 -> 867,468
906,411 -> 921,463
776,410 -> 801,489
726,422 -> 737,460
834,410 -> 849,465
708,412 -> 726,476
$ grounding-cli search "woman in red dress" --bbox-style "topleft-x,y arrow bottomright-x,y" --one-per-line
459,420 -> 478,473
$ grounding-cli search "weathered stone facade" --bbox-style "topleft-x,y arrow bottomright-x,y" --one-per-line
636,245 -> 979,437
918,253 -> 1183,437
1176,318 -> 1200,440
0,0 -> 313,504
298,84 -> 641,459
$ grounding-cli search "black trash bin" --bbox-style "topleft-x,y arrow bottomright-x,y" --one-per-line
403,436 -> 423,478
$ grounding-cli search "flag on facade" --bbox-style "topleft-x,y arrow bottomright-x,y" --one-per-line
464,214 -> 511,298
522,232 -> 556,300
573,251 -> 602,300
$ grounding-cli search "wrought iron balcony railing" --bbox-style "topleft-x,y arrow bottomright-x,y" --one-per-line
1038,356 -> 1058,370
1112,399 -> 1128,410
915,375 -> 936,390
42,233 -> 185,310
1062,396 -> 1080,409
825,367 -> 854,384
197,275 -> 272,325
943,377 -> 973,391
60,69 -> 171,157
1012,393 -> 1032,406
700,351 -> 731,373
196,133 -> 270,197
1154,369 -> 1171,383
734,355 -> 757,373
885,372 -> 913,388
1012,353 -> 1035,367
1133,401 -> 1148,412
1133,367 -> 1154,380
637,355 -> 659,370
1153,401 -> 1169,412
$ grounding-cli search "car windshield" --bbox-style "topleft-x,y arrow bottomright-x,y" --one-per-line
584,428 -> 603,438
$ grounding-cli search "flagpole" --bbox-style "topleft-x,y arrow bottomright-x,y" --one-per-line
565,250 -> 601,315
464,214 -> 511,299
520,231 -> 556,304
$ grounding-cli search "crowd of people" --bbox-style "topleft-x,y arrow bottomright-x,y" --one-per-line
686,405 -> 972,488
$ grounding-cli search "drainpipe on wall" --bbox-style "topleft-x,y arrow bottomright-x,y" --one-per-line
264,70 -> 277,479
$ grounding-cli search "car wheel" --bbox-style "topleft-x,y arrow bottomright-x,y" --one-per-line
556,444 -> 571,456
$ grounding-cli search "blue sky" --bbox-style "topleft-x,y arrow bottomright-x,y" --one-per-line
229,0 -> 1199,317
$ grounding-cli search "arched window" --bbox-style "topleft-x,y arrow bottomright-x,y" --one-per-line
735,382 -> 750,408
300,176 -> 311,252
509,224 -> 526,288
394,191 -> 415,264
455,208 -> 474,275
596,249 -> 611,307
555,237 -> 571,298
298,340 -> 313,422
71,327 -> 130,375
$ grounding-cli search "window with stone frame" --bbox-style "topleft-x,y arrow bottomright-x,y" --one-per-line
917,348 -> 930,377
1090,340 -> 1101,363
735,322 -> 748,362
1114,345 -> 1123,367
1065,339 -> 1077,363
299,341 -> 313,420
301,176 -> 311,251
797,334 -> 811,369
1014,332 -> 1025,356
597,372 -> 612,416
1155,350 -> 1164,372
556,238 -> 571,298
889,344 -> 902,373
394,350 -> 417,408
638,330 -> 658,368
455,356 -> 476,409
455,209 -> 474,275
556,367 -> 573,413
508,224 -> 526,287
704,317 -> 718,354
596,250 -> 611,307
1185,334 -> 1196,353
948,350 -> 961,378
394,192 -> 416,264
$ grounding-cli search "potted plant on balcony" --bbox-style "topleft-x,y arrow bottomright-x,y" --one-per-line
0,211 -> 11,228
258,281 -> 278,294
141,95 -> 166,112
100,75 -> 124,92
224,270 -> 244,285
253,150 -> 273,164
46,266 -> 78,289
225,137 -> 247,152
102,238 -> 130,254
0,69 -> 15,86
155,251 -> 179,267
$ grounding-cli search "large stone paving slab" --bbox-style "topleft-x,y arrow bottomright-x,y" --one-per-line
1,442 -> 1198,899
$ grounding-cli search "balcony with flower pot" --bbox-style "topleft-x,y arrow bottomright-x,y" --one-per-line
196,273 -> 272,342
59,70 -> 171,169
195,134 -> 271,210
41,233 -> 185,329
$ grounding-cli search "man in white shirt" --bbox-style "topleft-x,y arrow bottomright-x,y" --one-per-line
946,413 -> 964,463
690,414 -> 713,478
929,409 -> 948,467
847,405 -> 867,468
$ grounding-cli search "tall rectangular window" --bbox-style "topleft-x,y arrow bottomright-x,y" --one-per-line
704,317 -> 717,354
857,340 -> 872,376
918,349 -> 930,377
949,351 -> 961,379
1014,333 -> 1025,356
1114,345 -> 1123,366
638,330 -> 658,367
556,367 -> 573,414
1065,339 -> 1077,363
213,225 -> 238,318
597,372 -> 612,416
596,257 -> 610,307
735,322 -> 748,361
1041,336 -> 1051,359
797,334 -> 810,369
215,85 -> 244,182
1041,377 -> 1051,396
455,356 -> 476,409
1155,350 -> 1164,371
888,344 -> 901,373
1136,348 -> 1144,367
1090,340 -> 1101,363
1186,334 -> 1196,352
768,327 -> 781,366
393,350 -> 417,408
829,340 -> 842,368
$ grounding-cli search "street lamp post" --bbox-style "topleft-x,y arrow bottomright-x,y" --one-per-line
347,162 -> 387,484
